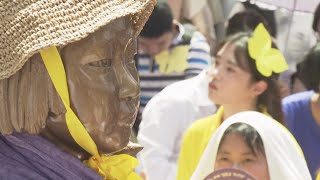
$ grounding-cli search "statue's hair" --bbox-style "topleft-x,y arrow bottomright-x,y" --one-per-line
0,53 -> 65,135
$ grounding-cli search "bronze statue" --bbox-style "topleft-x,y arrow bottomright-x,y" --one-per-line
0,0 -> 156,179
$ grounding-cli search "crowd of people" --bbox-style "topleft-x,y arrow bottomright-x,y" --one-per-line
0,0 -> 319,180
136,1 -> 320,180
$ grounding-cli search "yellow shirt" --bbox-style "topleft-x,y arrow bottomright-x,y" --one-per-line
176,107 -> 223,180
317,171 -> 320,180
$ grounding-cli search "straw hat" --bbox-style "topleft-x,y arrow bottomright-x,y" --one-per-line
0,0 -> 156,80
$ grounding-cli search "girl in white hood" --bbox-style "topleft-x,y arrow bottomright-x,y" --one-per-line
191,111 -> 311,180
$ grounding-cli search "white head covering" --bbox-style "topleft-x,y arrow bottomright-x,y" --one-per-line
191,111 -> 312,180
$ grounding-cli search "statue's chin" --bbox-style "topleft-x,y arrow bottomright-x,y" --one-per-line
96,130 -> 131,154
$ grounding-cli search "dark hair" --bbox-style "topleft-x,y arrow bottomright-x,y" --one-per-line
219,123 -> 265,156
297,43 -> 320,92
227,10 -> 272,36
0,54 -> 65,134
312,3 -> 320,32
139,2 -> 173,38
289,71 -> 299,93
215,33 -> 284,123
242,2 -> 277,37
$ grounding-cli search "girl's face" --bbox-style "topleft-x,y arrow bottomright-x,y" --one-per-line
208,42 -> 258,106
215,133 -> 270,180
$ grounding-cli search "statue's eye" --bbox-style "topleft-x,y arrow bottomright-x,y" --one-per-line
88,59 -> 112,67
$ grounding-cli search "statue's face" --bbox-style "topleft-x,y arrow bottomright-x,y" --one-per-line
45,16 -> 140,153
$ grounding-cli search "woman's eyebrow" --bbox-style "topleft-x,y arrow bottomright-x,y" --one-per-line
227,59 -> 238,66
217,150 -> 230,155
242,152 -> 254,155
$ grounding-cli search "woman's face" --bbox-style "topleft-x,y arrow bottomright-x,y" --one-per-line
138,31 -> 174,57
208,43 -> 257,106
215,133 -> 270,180
45,16 -> 140,153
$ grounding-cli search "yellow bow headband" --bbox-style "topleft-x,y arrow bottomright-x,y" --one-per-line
248,23 -> 288,77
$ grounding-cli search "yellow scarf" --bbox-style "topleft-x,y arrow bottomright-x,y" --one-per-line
40,46 -> 141,180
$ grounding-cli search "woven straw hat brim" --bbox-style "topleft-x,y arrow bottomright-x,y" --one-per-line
0,0 -> 156,80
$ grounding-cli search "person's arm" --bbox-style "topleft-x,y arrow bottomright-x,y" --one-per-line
282,97 -> 296,133
185,32 -> 211,78
167,0 -> 183,21
137,96 -> 186,180
190,6 -> 216,54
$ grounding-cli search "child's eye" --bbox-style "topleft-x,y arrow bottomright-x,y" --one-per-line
243,158 -> 254,164
226,67 -> 235,72
219,157 -> 229,161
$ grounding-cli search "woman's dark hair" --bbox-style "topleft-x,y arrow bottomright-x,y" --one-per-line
242,2 -> 277,37
289,71 -> 299,93
312,3 -> 320,32
214,33 -> 284,124
227,10 -> 272,37
219,123 -> 265,156
140,2 -> 173,38
296,43 -> 320,92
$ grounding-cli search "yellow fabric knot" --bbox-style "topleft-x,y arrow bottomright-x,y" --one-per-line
155,45 -> 190,74
248,23 -> 288,77
84,154 -> 142,180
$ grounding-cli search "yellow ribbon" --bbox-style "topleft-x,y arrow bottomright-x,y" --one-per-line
155,45 -> 190,74
248,23 -> 288,77
84,154 -> 141,180
40,46 -> 141,180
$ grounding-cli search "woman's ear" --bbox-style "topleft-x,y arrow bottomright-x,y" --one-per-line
172,20 -> 178,33
252,80 -> 268,96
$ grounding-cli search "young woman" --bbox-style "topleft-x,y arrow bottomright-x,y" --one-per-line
176,24 -> 287,180
191,111 -> 311,180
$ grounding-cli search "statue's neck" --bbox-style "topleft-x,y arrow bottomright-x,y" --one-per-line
40,127 -> 91,161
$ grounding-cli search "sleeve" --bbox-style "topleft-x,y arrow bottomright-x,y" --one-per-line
137,96 -> 187,180
176,126 -> 196,180
185,31 -> 211,78
282,98 -> 296,133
